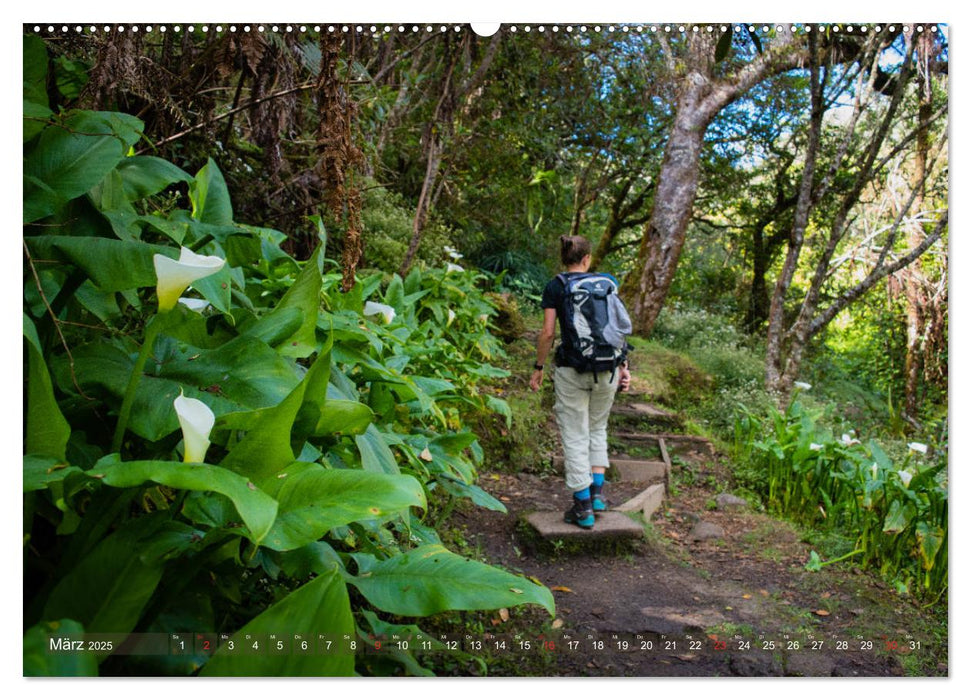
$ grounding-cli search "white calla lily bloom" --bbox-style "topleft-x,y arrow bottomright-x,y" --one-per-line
907,442 -> 928,454
174,392 -> 215,463
897,470 -> 913,488
154,247 -> 225,312
794,381 -> 812,390
444,245 -> 464,261
840,433 -> 861,446
870,463 -> 879,480
447,309 -> 456,327
810,443 -> 823,451
363,301 -> 396,324
446,262 -> 465,274
179,297 -> 211,312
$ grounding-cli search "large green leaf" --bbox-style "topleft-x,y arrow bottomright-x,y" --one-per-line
219,347 -> 330,484
24,99 -> 52,142
355,424 -> 400,474
24,110 -> 143,222
25,235 -> 165,292
190,158 -> 233,225
53,335 -> 301,442
93,459 -> 279,545
882,499 -> 915,535
42,521 -> 165,635
259,246 -> 324,357
201,564 -> 354,676
24,314 -> 70,459
312,399 -> 374,436
349,545 -> 555,617
24,455 -> 83,492
436,475 -> 507,513
262,466 -> 425,551
116,156 -> 193,201
23,619 -> 98,677
23,35 -> 49,106
916,522 -> 944,571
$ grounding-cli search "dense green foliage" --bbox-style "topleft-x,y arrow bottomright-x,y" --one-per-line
23,36 -> 552,677
733,396 -> 947,599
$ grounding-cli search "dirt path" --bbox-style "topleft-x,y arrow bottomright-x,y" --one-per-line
440,427 -> 946,677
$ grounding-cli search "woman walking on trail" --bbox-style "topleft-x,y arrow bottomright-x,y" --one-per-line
530,235 -> 631,529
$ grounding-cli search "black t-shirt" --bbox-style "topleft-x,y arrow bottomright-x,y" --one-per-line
541,272 -> 621,365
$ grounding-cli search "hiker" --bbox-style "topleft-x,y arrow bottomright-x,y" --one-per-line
530,235 -> 632,529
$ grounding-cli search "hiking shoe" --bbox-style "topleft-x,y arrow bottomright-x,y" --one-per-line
591,484 -> 607,515
564,498 -> 595,529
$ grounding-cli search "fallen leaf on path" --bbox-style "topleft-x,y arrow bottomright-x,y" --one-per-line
676,654 -> 697,662
499,608 -> 509,622
759,589 -> 770,597
814,609 -> 831,616
821,592 -> 832,599
551,586 -> 574,593
551,619 -> 564,629
500,496 -> 511,502
742,594 -> 752,599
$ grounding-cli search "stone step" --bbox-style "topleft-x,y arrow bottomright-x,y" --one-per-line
615,483 -> 665,522
613,459 -> 668,482
525,511 -> 644,540
611,402 -> 681,425
550,456 -> 668,482
614,431 -> 713,453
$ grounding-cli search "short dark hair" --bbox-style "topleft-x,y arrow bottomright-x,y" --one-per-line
560,235 -> 591,266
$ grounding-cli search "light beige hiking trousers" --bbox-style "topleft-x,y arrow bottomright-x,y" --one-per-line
552,365 -> 619,493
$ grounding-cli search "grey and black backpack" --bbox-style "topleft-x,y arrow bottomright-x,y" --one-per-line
555,272 -> 632,378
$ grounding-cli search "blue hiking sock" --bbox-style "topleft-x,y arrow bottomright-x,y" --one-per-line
592,472 -> 605,487
573,487 -> 591,502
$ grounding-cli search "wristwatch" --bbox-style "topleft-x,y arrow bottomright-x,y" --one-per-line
534,362 -> 544,371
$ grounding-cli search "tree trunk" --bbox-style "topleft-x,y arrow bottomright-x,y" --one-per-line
903,29 -> 935,418
765,33 -> 824,394
623,84 -> 710,335
767,33 -> 918,396
622,29 -> 804,336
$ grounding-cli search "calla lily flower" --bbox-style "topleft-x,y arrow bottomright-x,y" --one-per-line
446,262 -> 465,274
154,247 -> 225,312
897,470 -> 913,488
794,381 -> 812,390
870,463 -> 879,480
174,392 -> 215,463
363,301 -> 396,324
810,443 -> 823,451
444,245 -> 464,261
447,309 -> 456,327
908,442 -> 928,454
840,433 -> 861,446
179,297 -> 211,312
